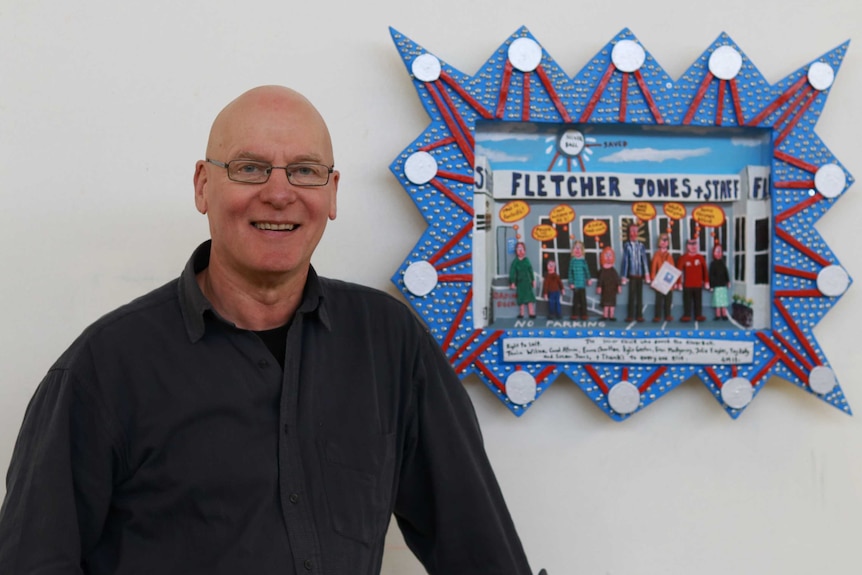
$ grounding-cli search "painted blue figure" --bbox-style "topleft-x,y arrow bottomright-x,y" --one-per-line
620,223 -> 651,322
567,240 -> 593,320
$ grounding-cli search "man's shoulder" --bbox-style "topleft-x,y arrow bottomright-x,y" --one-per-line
319,277 -> 410,311
94,278 -> 179,327
56,279 -> 181,367
317,276 -> 425,331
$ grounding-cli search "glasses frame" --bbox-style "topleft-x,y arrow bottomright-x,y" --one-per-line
206,158 -> 334,187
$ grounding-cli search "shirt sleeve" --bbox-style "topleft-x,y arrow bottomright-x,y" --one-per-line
620,244 -> 630,276
0,368 -> 118,574
393,330 -> 532,575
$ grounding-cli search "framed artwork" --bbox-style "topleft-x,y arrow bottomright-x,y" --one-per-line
389,27 -> 853,420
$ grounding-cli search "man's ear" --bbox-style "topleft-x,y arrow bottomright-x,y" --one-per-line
328,170 -> 340,221
193,160 -> 208,214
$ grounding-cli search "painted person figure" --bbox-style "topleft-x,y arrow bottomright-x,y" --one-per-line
567,240 -> 592,321
677,237 -> 710,322
709,243 -> 731,320
650,233 -> 676,322
542,260 -> 563,319
596,246 -> 622,321
620,222 -> 651,322
509,241 -> 536,319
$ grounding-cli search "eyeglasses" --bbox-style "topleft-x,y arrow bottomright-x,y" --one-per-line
206,158 -> 334,187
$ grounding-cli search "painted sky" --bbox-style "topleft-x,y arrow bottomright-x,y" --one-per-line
474,121 -> 773,175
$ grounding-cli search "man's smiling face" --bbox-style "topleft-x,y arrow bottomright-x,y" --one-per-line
194,87 -> 338,285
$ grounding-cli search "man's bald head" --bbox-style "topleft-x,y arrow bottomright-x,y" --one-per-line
192,85 -> 339,304
205,85 -> 334,164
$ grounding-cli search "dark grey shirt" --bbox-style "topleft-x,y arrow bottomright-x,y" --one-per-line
0,241 -> 531,575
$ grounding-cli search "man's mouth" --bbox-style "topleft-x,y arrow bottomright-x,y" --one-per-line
254,222 -> 297,231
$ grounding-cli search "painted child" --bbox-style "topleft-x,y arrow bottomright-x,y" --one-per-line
542,260 -> 564,319
509,241 -> 536,319
595,246 -> 622,321
709,243 -> 731,320
650,233 -> 676,322
567,240 -> 592,321
677,238 -> 710,322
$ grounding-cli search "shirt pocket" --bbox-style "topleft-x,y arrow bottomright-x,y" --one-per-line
319,432 -> 396,545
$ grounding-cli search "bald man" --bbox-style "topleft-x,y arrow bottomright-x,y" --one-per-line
0,87 -> 532,575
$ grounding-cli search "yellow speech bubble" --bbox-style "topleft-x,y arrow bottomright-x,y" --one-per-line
631,201 -> 657,222
583,220 -> 608,237
692,204 -> 726,227
499,200 -> 530,223
663,202 -> 687,220
549,204 -> 575,225
532,224 -> 558,242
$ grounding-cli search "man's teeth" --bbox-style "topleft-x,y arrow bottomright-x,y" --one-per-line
255,223 -> 296,231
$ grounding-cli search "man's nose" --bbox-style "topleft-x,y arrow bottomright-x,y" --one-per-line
259,169 -> 299,207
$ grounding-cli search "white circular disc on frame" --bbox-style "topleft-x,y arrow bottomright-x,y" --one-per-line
411,53 -> 442,82
817,265 -> 850,297
403,260 -> 438,297
403,151 -> 438,185
708,46 -> 743,80
808,365 -> 837,395
607,381 -> 640,415
508,37 -> 543,72
807,62 -> 835,91
506,370 -> 538,405
559,130 -> 586,157
721,377 -> 754,409
814,163 -> 846,199
611,40 -> 646,73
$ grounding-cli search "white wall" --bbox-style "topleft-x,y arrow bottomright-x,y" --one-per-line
2,1 -> 861,573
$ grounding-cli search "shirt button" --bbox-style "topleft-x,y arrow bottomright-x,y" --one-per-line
303,559 -> 313,570
289,493 -> 299,504
258,359 -> 269,369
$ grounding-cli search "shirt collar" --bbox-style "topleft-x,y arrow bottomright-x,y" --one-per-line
178,240 -> 330,342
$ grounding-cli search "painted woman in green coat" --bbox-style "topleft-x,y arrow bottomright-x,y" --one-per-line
509,241 -> 536,318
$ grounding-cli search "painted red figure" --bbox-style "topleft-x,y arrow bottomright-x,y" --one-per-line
676,238 -> 710,322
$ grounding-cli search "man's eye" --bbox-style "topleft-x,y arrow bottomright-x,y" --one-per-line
234,162 -> 268,174
292,165 -> 318,176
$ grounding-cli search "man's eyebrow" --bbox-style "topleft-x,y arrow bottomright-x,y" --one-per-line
231,151 -> 328,164
232,151 -> 269,161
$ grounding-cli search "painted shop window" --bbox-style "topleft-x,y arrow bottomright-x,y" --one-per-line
472,120 -> 773,333
733,215 -> 746,283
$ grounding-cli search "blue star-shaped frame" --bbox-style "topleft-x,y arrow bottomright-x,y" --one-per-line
389,27 -> 853,420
